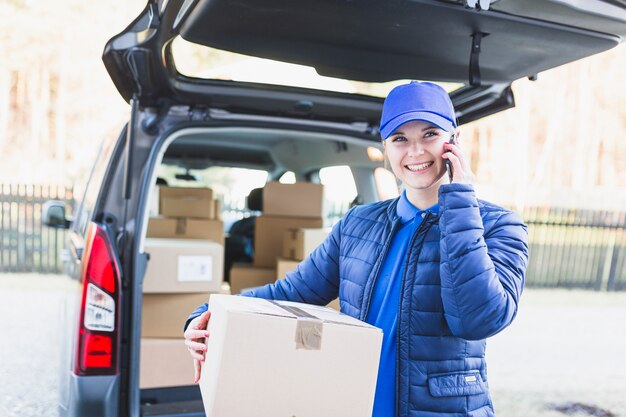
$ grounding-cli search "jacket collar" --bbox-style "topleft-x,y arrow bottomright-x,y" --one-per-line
385,191 -> 439,223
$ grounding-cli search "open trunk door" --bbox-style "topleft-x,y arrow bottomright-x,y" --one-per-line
103,0 -> 626,128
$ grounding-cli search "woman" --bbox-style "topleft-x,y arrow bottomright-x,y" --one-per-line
184,81 -> 529,417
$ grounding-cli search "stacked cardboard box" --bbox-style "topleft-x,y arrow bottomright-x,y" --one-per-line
229,263 -> 276,294
253,182 -> 324,268
281,227 -> 330,261
228,182 -> 325,295
237,183 -> 342,309
278,226 -> 339,310
147,186 -> 224,243
141,186 -> 228,388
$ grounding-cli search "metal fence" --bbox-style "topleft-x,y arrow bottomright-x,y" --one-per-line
2,183 -> 626,290
523,207 -> 626,291
0,184 -> 73,274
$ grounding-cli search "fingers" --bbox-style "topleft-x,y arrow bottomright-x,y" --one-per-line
188,347 -> 205,361
185,339 -> 207,352
443,142 -> 468,171
184,328 -> 209,340
184,311 -> 211,379
184,328 -> 210,362
442,154 -> 460,182
442,144 -> 472,184
185,337 -> 206,361
194,359 -> 202,384
195,311 -> 211,329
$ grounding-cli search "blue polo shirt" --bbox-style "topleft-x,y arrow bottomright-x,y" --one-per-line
365,192 -> 438,417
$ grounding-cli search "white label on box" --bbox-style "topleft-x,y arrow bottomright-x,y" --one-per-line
177,256 -> 213,282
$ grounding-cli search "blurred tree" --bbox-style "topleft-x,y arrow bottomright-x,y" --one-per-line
0,1 -> 624,210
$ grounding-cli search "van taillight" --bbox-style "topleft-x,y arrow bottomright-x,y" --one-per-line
74,223 -> 121,376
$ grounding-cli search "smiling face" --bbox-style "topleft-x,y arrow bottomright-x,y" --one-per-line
383,120 -> 451,207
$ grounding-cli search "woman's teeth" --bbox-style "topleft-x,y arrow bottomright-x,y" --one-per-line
406,162 -> 433,172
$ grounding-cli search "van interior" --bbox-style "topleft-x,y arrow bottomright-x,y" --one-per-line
137,126 -> 394,412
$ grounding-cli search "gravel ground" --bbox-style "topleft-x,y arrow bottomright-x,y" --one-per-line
0,274 -> 625,417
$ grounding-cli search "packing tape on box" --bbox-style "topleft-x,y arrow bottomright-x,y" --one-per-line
270,301 -> 323,350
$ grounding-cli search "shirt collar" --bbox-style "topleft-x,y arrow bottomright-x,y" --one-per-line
396,190 -> 439,224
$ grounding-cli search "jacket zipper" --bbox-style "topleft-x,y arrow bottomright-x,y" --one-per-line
395,212 -> 437,417
362,219 -> 401,321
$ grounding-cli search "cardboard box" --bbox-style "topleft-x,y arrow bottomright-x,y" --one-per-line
141,293 -> 210,338
327,298 -> 340,311
276,257 -> 299,279
263,182 -> 324,218
229,263 -> 276,294
143,238 -> 224,293
140,338 -> 196,388
199,295 -> 382,417
254,216 -> 323,267
161,197 -> 215,219
147,217 -> 224,243
159,186 -> 213,203
159,186 -> 215,219
282,227 -> 330,260
213,199 -> 222,221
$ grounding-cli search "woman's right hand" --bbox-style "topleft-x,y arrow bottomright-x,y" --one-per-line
183,310 -> 211,383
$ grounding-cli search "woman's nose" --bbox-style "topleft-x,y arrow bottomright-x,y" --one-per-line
407,141 -> 425,156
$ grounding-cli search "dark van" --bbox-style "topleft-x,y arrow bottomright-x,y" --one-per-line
43,0 -> 626,416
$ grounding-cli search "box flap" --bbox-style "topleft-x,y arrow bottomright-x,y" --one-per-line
209,295 -> 380,331
277,300 -> 379,330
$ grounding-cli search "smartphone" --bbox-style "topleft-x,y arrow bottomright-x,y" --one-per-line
445,134 -> 456,183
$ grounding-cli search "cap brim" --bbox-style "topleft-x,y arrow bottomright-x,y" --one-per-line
380,111 -> 454,139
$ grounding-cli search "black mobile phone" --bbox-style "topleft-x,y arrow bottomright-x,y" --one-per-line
445,134 -> 456,183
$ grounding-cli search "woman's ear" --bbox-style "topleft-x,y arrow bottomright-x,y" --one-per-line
454,129 -> 461,143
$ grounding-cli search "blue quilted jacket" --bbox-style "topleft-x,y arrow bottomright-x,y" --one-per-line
188,183 -> 528,417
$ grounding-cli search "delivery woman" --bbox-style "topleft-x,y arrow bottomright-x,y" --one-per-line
183,81 -> 529,417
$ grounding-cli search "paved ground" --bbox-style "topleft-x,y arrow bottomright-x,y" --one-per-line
1,273 -> 625,417
488,289 -> 626,417
0,274 -> 76,417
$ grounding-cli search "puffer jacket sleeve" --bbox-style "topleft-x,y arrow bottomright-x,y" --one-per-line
439,183 -> 528,340
242,211 -> 345,305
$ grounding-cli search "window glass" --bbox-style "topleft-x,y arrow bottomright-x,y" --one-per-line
319,166 -> 357,226
171,37 -> 463,98
72,135 -> 118,239
375,167 -> 400,201
279,171 -> 296,184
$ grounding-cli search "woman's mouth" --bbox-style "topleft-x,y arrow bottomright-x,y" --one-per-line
405,161 -> 434,172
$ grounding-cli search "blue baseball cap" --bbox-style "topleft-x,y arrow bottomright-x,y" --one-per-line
379,81 -> 457,139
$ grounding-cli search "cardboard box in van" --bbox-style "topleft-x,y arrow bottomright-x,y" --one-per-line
159,186 -> 215,219
140,338 -> 195,388
147,217 -> 224,243
262,182 -> 324,218
143,238 -> 224,293
254,216 -> 323,268
199,295 -> 382,417
141,293 -> 210,338
229,263 -> 276,294
276,257 -> 299,279
282,227 -> 330,260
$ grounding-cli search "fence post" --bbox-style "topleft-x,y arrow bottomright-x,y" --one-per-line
606,212 -> 626,291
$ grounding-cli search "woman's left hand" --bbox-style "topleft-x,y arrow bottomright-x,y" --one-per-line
442,141 -> 474,184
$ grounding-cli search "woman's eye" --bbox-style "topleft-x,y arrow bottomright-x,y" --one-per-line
423,131 -> 439,140
391,136 -> 407,142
